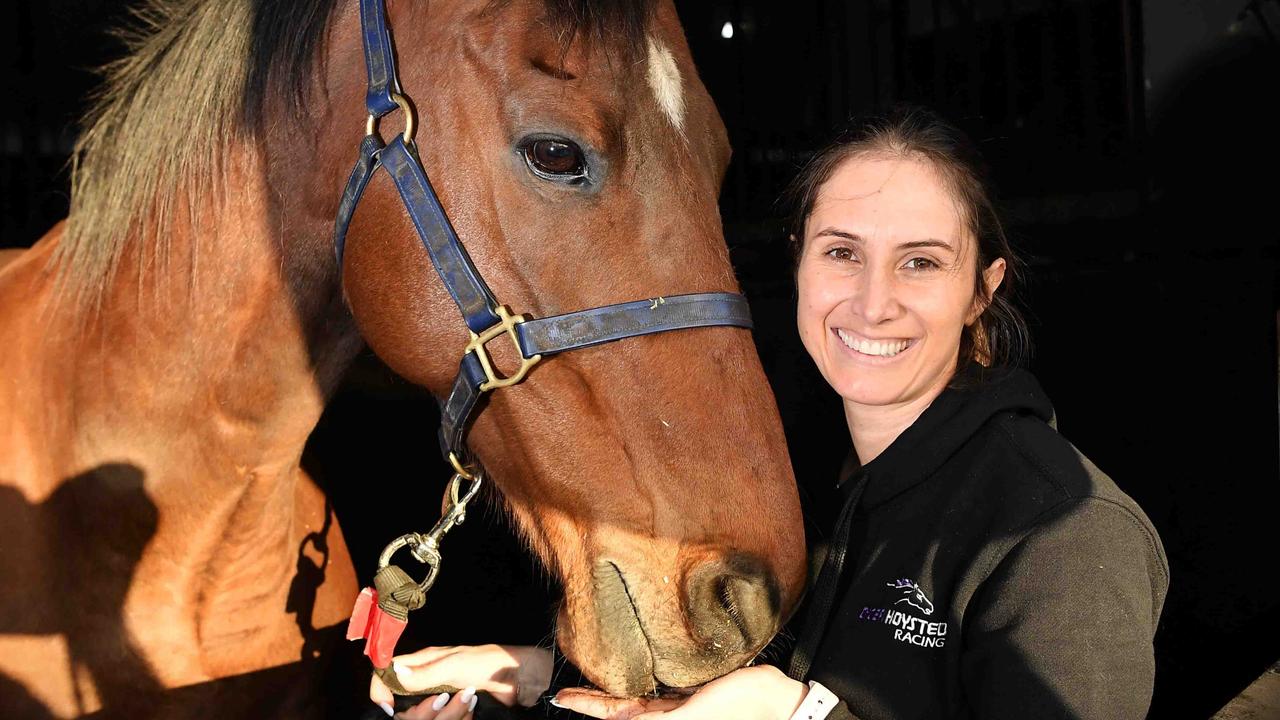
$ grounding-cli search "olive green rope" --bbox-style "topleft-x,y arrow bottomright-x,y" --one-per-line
374,666 -> 457,697
373,565 -> 426,620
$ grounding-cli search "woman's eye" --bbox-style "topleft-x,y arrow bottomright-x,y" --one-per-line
826,247 -> 856,261
905,257 -> 939,271
521,138 -> 588,182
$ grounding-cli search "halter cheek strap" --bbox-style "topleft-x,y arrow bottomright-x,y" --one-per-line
335,0 -> 755,467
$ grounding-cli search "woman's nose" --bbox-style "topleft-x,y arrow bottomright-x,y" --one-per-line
851,266 -> 901,323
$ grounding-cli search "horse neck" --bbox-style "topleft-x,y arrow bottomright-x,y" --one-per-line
54,140 -> 360,489
0,131 -> 365,679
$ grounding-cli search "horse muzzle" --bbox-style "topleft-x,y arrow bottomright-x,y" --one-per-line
560,550 -> 784,696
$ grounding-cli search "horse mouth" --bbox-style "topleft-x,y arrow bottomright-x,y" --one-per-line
604,561 -> 655,676
578,558 -> 655,691
601,563 -> 723,695
587,563 -> 720,697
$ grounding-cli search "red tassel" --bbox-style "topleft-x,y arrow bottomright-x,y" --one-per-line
346,587 -> 409,669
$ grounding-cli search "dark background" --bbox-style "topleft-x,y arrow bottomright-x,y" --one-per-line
1,1 -> 1277,719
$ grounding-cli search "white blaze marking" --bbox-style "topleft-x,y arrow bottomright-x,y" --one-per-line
646,36 -> 685,133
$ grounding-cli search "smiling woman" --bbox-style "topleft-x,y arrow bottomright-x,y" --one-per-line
789,111 -> 1023,462
770,107 -> 1170,720
545,106 -> 1169,720
796,157 -> 1005,445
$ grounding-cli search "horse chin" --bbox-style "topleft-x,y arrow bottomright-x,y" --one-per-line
648,640 -> 758,692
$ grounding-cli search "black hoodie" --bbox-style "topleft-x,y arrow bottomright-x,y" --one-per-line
801,365 -> 1169,720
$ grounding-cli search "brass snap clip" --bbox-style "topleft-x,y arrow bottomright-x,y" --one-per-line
375,463 -> 483,595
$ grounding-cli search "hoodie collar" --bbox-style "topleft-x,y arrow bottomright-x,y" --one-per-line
839,363 -> 1055,510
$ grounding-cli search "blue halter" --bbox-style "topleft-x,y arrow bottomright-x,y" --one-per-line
334,0 -> 754,470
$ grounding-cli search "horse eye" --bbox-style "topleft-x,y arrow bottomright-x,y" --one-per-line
521,138 -> 588,183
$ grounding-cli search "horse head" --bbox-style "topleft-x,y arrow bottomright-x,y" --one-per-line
326,0 -> 806,696
887,579 -> 934,616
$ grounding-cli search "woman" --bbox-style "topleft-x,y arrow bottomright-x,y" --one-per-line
372,107 -> 1169,720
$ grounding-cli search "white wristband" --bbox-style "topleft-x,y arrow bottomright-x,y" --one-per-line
788,680 -> 839,720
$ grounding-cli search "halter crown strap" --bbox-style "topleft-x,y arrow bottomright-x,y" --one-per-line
360,0 -> 401,117
337,0 -> 757,467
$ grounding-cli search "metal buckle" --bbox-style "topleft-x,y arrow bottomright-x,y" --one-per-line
365,92 -> 416,145
466,305 -> 542,392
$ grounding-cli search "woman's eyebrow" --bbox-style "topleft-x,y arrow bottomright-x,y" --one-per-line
813,227 -> 862,242
898,239 -> 955,253
814,229 -> 955,254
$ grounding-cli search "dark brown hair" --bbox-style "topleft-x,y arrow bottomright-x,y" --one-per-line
783,106 -> 1031,369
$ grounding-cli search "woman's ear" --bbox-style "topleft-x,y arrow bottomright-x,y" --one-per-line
966,257 -> 1007,324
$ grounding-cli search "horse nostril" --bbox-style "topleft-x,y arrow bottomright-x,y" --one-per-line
715,576 -> 738,617
686,553 -> 782,654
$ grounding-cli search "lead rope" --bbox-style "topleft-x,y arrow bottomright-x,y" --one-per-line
786,473 -> 869,682
347,469 -> 483,694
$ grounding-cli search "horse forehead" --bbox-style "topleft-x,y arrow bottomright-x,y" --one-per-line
645,36 -> 685,134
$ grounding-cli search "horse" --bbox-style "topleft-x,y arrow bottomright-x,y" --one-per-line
0,0 -> 806,717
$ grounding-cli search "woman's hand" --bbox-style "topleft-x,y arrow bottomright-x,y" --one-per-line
553,665 -> 808,720
369,644 -> 553,718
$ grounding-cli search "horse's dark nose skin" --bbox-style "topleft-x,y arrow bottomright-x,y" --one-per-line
684,553 -> 783,657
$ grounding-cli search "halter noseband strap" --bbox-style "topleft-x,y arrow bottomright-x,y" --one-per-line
438,293 -> 753,458
335,0 -> 754,466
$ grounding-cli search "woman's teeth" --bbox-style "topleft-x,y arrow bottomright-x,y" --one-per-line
836,329 -> 910,357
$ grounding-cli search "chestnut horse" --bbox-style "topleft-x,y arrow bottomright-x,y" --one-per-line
0,0 -> 804,717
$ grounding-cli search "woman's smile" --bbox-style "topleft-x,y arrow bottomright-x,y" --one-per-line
832,328 -> 917,361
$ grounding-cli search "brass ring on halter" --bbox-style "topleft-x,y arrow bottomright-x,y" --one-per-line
364,92 -> 416,144
447,451 -> 476,481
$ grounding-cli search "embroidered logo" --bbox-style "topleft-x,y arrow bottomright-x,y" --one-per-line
886,578 -> 934,615
857,577 -> 948,649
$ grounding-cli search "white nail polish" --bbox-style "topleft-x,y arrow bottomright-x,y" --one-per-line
392,660 -> 409,676
468,696 -> 478,713
431,693 -> 450,711
549,697 -> 565,708
459,686 -> 476,704
378,701 -> 394,717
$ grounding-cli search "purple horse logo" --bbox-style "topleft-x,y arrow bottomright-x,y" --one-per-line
887,578 -> 934,615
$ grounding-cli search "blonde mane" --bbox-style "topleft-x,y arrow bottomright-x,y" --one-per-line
54,0 -> 335,306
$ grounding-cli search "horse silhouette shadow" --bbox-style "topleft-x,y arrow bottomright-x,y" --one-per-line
0,465 -> 370,718
0,463 -> 160,717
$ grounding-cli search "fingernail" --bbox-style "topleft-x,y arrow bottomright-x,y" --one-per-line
459,686 -> 476,704
468,695 -> 478,713
392,660 -> 409,676
549,697 -> 565,708
378,702 -> 394,717
431,693 -> 451,711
